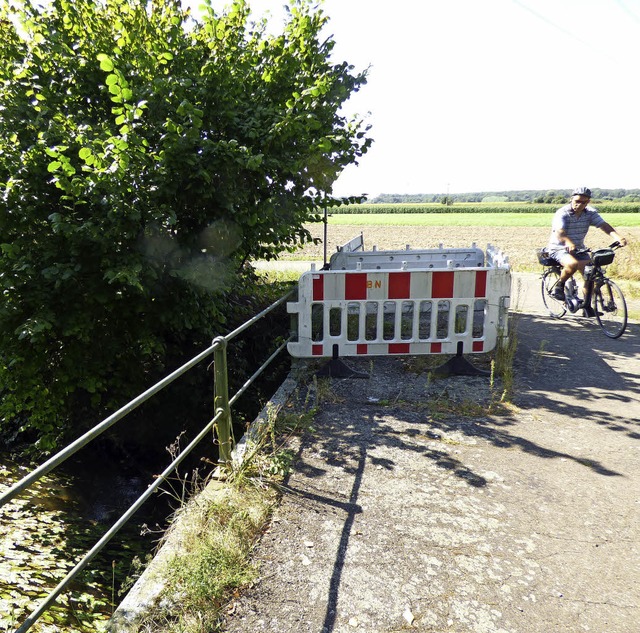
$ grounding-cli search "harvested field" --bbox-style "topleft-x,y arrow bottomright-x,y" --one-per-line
286,223 -> 640,275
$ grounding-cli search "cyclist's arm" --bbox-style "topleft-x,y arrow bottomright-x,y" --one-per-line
554,227 -> 578,252
599,222 -> 628,246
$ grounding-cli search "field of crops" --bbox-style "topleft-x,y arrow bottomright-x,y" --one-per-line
284,216 -> 640,286
326,213 -> 640,228
332,202 -> 640,214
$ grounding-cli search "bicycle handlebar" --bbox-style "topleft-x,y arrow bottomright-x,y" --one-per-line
570,241 -> 624,257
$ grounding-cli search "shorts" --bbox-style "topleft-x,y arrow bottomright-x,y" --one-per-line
548,248 -> 591,266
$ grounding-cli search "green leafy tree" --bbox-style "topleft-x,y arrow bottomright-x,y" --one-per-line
0,0 -> 371,453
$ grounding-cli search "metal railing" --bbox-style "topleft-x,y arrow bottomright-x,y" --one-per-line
0,288 -> 294,633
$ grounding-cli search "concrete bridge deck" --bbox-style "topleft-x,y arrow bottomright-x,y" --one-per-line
221,274 -> 640,633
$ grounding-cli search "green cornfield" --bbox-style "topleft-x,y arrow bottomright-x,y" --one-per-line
325,213 -> 640,228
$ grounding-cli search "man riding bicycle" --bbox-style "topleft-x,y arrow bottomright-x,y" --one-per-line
547,187 -> 628,314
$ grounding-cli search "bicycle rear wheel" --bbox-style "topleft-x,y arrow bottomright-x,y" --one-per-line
541,269 -> 566,318
594,279 -> 627,338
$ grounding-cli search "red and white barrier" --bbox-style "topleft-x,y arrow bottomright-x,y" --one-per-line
287,244 -> 511,359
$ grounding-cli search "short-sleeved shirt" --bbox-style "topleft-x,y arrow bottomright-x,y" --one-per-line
547,203 -> 605,253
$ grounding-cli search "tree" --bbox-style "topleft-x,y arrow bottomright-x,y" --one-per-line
0,0 -> 371,453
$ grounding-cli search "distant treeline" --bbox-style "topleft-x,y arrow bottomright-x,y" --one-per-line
371,189 -> 640,204
332,202 -> 640,214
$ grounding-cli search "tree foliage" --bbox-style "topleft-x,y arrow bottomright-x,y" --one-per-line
0,0 -> 371,453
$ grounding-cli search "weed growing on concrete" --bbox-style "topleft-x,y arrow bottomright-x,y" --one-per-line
492,319 -> 518,404
427,393 -> 489,419
529,339 -> 548,375
156,431 -> 206,509
229,402 -> 314,488
134,397 -> 318,633
311,375 -> 344,405
483,277 -> 521,409
138,485 -> 275,633
118,552 -> 153,599
401,354 -> 448,375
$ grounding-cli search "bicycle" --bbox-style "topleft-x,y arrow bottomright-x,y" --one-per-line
538,241 -> 627,339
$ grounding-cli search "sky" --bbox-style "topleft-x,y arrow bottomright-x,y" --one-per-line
187,0 -> 640,198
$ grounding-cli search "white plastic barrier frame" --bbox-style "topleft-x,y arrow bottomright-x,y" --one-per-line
329,242 -> 485,271
287,247 -> 511,359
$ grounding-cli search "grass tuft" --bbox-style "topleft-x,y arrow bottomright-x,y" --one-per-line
138,485 -> 274,632
491,321 -> 518,406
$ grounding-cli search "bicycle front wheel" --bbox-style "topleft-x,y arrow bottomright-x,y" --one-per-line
594,279 -> 627,338
541,269 -> 566,318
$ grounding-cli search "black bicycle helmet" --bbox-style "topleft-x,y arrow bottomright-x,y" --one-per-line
572,186 -> 592,197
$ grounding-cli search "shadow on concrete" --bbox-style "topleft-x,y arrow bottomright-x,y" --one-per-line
286,401 -> 621,631
513,312 -> 640,440
287,404 -> 493,632
280,308 -> 640,631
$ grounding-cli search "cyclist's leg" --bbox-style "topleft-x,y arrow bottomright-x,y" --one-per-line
574,257 -> 590,298
560,253 -> 589,282
549,251 -> 578,299
557,252 -> 590,300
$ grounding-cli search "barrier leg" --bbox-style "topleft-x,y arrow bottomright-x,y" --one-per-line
316,344 -> 369,379
433,342 -> 489,377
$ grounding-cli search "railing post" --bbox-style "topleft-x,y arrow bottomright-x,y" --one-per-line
213,336 -> 232,464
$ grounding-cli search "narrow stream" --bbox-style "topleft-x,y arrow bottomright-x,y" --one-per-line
0,451 -> 175,632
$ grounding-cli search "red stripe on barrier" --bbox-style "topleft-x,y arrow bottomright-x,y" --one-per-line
312,344 -> 323,356
389,343 -> 410,354
432,272 -> 454,298
345,273 -> 367,300
472,341 -> 484,352
430,342 -> 442,353
357,344 -> 368,355
474,271 -> 487,297
312,275 -> 324,301
388,272 -> 411,299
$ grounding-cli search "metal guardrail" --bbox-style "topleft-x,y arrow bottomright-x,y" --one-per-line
0,288 -> 294,633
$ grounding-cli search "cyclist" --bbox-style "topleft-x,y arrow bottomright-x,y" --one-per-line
547,187 -> 627,313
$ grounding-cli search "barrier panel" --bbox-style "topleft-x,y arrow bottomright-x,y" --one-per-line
288,243 -> 511,359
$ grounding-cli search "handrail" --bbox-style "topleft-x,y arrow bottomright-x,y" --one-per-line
0,286 -> 296,633
0,345 -> 216,508
16,409 -> 225,633
0,288 -> 294,509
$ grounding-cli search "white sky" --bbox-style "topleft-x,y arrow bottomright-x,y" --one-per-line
187,0 -> 640,198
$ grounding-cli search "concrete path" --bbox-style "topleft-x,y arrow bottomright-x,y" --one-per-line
222,274 -> 640,633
